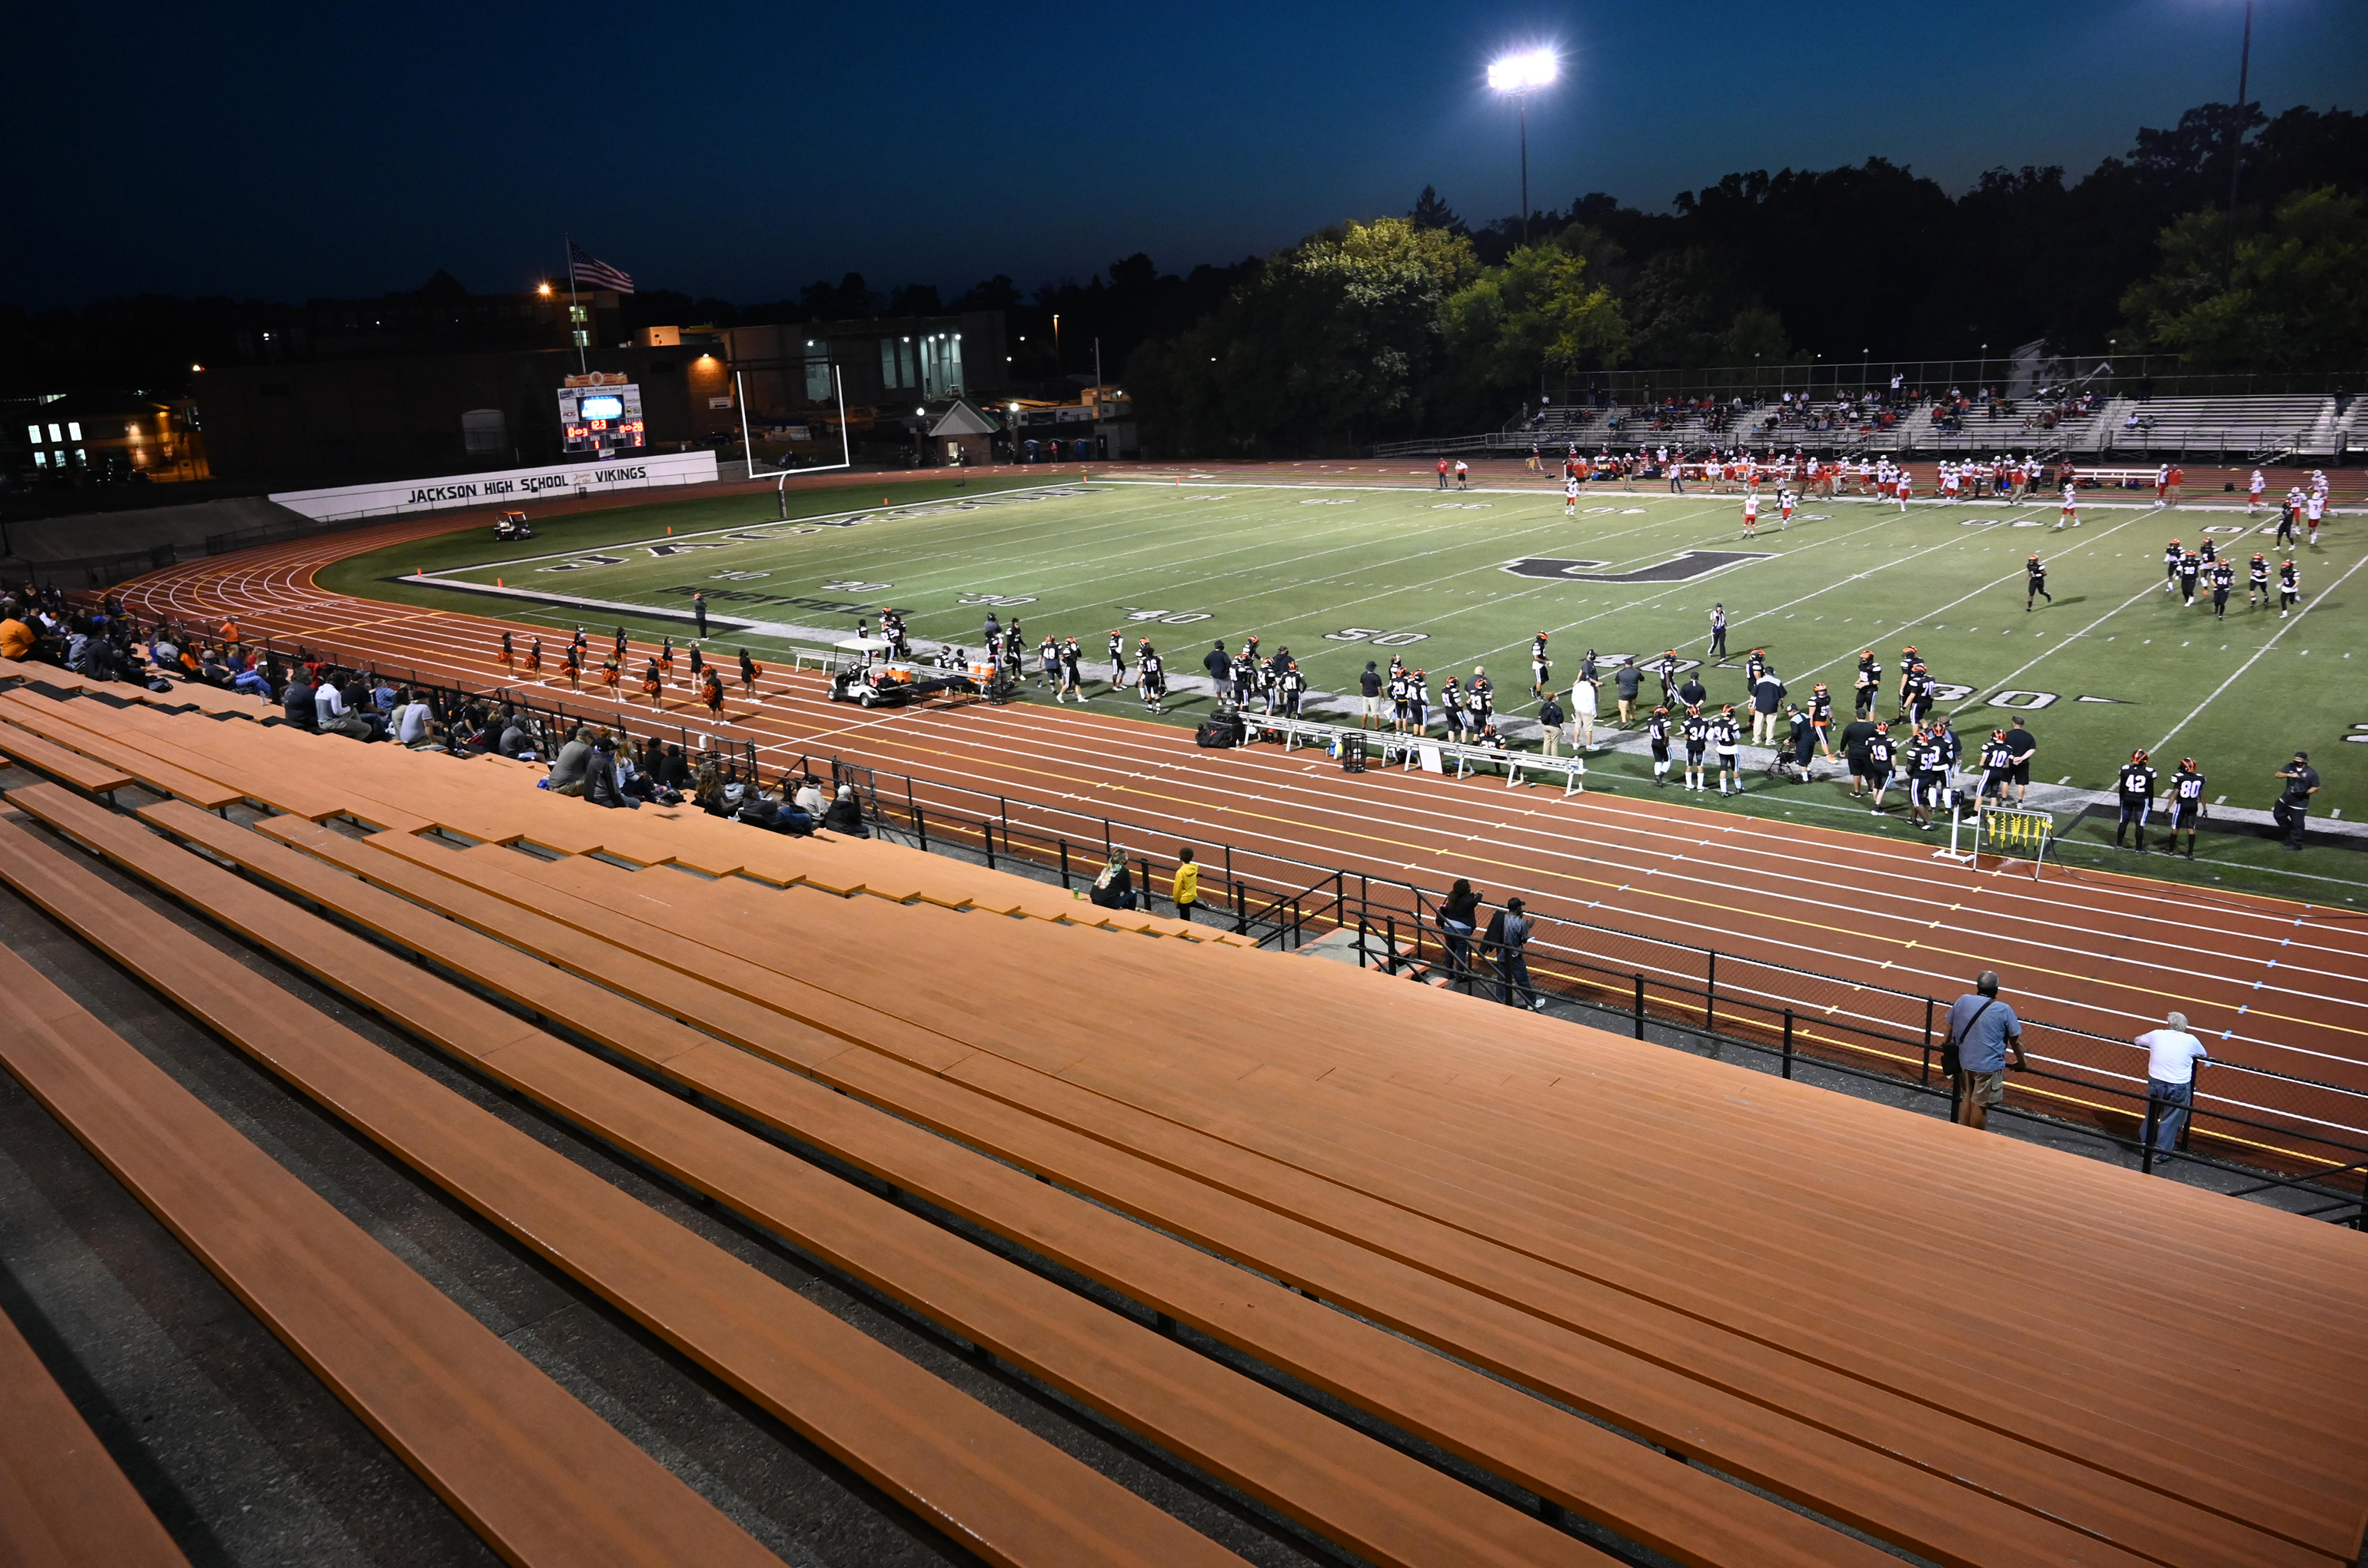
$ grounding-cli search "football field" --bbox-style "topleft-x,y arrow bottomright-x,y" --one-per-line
355,474 -> 2367,813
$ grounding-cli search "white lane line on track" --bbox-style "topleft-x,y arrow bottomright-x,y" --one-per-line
125,556 -> 2368,1056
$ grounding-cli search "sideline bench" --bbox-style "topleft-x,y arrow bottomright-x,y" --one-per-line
0,792 -> 1256,1568
0,932 -> 783,1568
1237,711 -> 1585,795
266,826 -> 2293,1568
92,801 -> 1619,1568
0,1301 -> 191,1568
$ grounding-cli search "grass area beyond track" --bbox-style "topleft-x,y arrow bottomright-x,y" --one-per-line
318,473 -> 2368,903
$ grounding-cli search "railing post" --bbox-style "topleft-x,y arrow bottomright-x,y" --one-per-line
1633,973 -> 1646,1039
1921,998 -> 1935,1086
983,815 -> 996,869
2140,1095 -> 2160,1176
1059,839 -> 1070,889
1233,879 -> 1247,935
913,804 -> 928,852
1704,952 -> 1717,1032
1782,1009 -> 1795,1080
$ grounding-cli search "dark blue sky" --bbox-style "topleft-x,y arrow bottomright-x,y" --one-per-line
11,0 -> 2362,308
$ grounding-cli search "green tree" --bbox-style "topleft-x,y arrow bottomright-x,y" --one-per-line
1442,234 -> 1628,391
2121,188 -> 2368,370
1131,217 -> 1477,455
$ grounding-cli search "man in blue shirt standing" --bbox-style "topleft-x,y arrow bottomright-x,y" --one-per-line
1947,971 -> 2025,1131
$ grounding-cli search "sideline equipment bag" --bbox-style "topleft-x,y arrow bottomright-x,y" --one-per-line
1196,714 -> 1240,749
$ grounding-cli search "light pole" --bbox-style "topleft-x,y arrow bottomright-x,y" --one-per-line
1487,49 -> 1558,246
2225,0 -> 2255,281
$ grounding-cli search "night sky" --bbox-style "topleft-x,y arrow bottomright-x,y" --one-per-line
12,0 -> 2363,309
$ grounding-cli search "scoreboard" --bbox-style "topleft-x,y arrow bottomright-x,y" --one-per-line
557,378 -> 646,454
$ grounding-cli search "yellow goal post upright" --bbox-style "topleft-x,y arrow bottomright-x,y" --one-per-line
1976,803 -> 2056,880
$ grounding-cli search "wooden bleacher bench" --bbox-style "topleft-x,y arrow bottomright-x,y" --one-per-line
246,824 -> 2304,1568
513,849 -> 2337,1568
0,1301 -> 191,1568
73,799 -> 1626,1568
60,696 -> 421,831
68,692 -> 1236,940
0,718 -> 137,797
0,691 -> 244,812
119,800 -> 1906,1568
0,929 -> 783,1568
0,791 -> 1254,1568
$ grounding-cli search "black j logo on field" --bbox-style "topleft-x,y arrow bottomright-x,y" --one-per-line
1500,550 -> 1776,583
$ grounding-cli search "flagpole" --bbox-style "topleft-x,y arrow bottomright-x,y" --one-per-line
564,234 -> 587,374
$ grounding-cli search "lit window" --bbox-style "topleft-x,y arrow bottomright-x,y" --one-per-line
24,424 -> 37,442
32,450 -> 46,467
72,448 -> 86,466
66,422 -> 81,440
572,329 -> 590,347
47,423 -> 62,442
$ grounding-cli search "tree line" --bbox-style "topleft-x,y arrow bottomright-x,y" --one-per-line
2,99 -> 2359,447
1128,101 -> 2365,456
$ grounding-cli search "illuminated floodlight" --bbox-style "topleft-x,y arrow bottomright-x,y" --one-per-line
1487,49 -> 1558,95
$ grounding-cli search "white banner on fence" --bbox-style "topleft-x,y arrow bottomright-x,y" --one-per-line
269,450 -> 720,522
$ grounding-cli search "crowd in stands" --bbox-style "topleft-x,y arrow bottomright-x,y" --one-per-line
0,586 -> 872,840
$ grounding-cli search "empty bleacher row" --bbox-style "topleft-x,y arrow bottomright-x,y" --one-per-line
2,664 -> 2367,1568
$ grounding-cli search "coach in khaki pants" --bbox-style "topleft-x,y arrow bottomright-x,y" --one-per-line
1946,972 -> 2025,1131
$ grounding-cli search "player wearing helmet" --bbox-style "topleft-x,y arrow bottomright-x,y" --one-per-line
2248,552 -> 2270,610
1529,631 -> 1551,699
1680,703 -> 1709,791
2115,750 -> 2159,852
1808,681 -> 1834,759
1865,721 -> 1897,812
1713,704 -> 1742,795
1647,704 -> 1672,786
2169,758 -> 2208,859
1978,729 -> 2014,803
1853,651 -> 1881,719
2163,540 -> 2183,594
2025,553 -> 2050,610
2280,558 -> 2302,617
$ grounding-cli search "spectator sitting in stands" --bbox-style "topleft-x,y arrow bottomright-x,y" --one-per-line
794,774 -> 826,819
659,742 -> 692,796
0,605 -> 40,663
231,657 -> 272,699
822,782 -> 867,837
548,726 -> 593,795
281,671 -> 318,730
1088,847 -> 1136,909
313,673 -> 376,741
393,688 -> 434,746
584,735 -> 637,809
497,708 -> 536,759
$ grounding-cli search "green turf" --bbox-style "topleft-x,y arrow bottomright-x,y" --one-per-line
321,475 -> 2368,903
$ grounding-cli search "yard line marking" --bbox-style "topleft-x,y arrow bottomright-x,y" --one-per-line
2153,546 -> 2368,755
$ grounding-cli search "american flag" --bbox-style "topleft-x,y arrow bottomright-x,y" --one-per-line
568,242 -> 634,294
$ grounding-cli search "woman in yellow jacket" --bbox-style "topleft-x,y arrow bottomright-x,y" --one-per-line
1170,846 -> 1201,923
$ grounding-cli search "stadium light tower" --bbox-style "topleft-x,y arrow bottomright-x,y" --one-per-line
1487,48 -> 1558,246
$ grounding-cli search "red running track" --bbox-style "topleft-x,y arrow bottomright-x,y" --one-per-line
111,486 -> 2368,1174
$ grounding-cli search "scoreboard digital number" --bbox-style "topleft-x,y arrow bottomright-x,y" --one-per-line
557,383 -> 646,454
